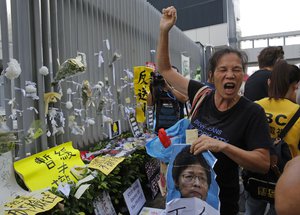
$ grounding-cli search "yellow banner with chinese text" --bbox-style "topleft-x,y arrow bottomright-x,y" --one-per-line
88,156 -> 125,175
134,66 -> 153,122
14,142 -> 85,191
4,191 -> 63,215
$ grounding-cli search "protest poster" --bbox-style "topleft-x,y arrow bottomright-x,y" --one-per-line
123,179 -> 146,215
144,158 -> 160,199
2,191 -> 63,215
93,191 -> 117,215
166,144 -> 220,213
109,120 -> 121,139
14,141 -> 85,191
165,197 -> 219,215
133,66 -> 153,123
128,114 -> 142,138
88,156 -> 125,175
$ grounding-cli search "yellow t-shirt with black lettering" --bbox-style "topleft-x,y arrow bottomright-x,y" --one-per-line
256,98 -> 300,157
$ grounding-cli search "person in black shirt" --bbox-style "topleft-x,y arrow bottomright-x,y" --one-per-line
156,6 -> 272,214
147,72 -> 187,133
244,46 -> 284,101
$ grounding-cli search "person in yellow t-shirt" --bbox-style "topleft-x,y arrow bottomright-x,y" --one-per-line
255,60 -> 300,157
245,59 -> 300,215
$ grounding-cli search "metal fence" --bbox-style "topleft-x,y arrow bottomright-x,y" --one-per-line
0,0 -> 204,159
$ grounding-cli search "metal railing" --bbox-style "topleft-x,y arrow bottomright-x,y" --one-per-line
0,0 -> 203,158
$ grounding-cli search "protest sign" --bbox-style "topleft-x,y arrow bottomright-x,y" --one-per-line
3,191 -> 63,215
93,191 -> 117,215
145,158 -> 160,198
134,66 -> 153,123
123,179 -> 146,215
165,197 -> 219,215
14,141 -> 85,191
166,144 -> 220,211
109,120 -> 121,139
88,156 -> 125,175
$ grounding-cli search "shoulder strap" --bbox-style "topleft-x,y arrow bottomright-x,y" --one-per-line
279,107 -> 300,139
189,86 -> 212,119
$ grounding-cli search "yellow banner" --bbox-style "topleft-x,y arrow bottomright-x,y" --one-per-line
14,142 -> 85,191
134,66 -> 153,122
88,156 -> 125,175
4,191 -> 63,215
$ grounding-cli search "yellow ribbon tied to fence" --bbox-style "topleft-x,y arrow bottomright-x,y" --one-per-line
44,92 -> 62,114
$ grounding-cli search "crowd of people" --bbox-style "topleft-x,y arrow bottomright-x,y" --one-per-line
147,5 -> 300,215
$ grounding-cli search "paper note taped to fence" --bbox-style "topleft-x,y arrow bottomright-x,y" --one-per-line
88,156 -> 125,175
14,141 -> 85,191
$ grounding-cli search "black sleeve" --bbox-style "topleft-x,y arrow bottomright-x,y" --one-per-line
244,103 -> 272,150
188,80 -> 205,104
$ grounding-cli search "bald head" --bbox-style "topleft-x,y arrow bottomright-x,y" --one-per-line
275,156 -> 300,215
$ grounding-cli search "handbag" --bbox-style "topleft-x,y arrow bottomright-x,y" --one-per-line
243,107 -> 300,203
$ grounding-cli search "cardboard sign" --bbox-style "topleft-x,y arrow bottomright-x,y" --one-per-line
109,120 -> 121,139
134,66 -> 153,123
3,191 -> 63,215
166,197 -> 219,215
93,191 -> 117,215
89,156 -> 125,175
123,179 -> 146,215
14,141 -> 85,191
128,115 -> 142,137
144,158 -> 160,199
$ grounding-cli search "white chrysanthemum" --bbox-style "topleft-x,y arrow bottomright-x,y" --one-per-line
86,118 -> 95,125
25,85 -> 37,93
67,88 -> 73,95
5,59 -> 21,80
102,115 -> 113,124
39,66 -> 49,76
66,101 -> 73,109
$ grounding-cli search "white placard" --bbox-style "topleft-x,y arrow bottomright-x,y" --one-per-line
93,191 -> 117,215
139,207 -> 164,215
123,179 -> 146,215
146,106 -> 154,131
181,54 -> 190,78
166,197 -> 219,215
128,115 -> 142,137
0,151 -> 29,206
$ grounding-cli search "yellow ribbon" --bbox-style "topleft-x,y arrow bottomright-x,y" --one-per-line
44,92 -> 62,114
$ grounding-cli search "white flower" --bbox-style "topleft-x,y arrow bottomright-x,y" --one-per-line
86,118 -> 95,125
66,101 -> 73,109
102,115 -> 113,124
4,59 -> 21,80
39,66 -> 49,76
25,85 -> 37,93
67,88 -> 73,95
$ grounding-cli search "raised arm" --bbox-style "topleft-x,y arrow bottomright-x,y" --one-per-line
157,6 -> 189,97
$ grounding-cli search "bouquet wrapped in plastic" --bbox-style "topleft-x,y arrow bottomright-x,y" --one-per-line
52,54 -> 86,85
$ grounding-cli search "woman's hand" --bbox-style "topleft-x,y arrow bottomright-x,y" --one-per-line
160,6 -> 177,33
190,134 -> 227,155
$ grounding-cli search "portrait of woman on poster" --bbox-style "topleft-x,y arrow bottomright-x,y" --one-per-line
172,145 -> 211,200
167,145 -> 219,211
